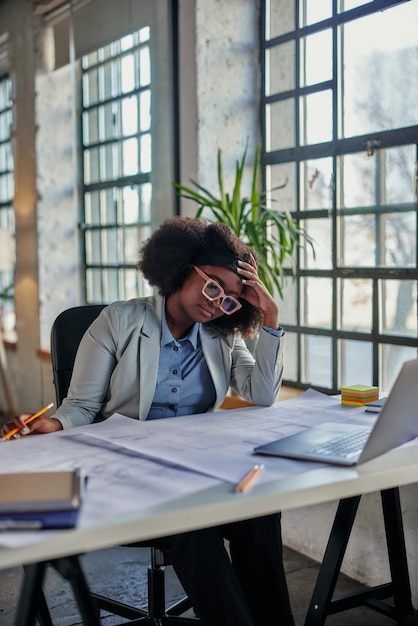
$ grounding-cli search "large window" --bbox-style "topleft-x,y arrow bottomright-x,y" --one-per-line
262,0 -> 418,392
0,74 -> 14,332
81,28 -> 153,304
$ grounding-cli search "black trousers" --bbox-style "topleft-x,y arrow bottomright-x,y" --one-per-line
156,513 -> 295,626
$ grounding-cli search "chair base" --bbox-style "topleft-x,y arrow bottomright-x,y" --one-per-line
93,564 -> 199,624
127,618 -> 199,625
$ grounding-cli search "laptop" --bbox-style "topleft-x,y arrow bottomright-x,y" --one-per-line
254,358 -> 418,466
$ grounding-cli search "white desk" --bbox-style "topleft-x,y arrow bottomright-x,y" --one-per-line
1,396 -> 418,625
1,437 -> 417,570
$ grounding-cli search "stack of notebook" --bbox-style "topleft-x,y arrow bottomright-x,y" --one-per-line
0,469 -> 86,530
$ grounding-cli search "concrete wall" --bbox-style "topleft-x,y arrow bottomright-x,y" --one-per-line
178,0 -> 260,214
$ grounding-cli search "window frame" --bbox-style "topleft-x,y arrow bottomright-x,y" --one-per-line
260,0 -> 418,393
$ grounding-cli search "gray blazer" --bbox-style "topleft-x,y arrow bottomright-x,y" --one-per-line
54,294 -> 284,429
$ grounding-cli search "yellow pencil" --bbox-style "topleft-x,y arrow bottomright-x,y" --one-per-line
0,403 -> 54,442
235,464 -> 264,493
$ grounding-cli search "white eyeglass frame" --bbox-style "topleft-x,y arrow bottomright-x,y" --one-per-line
193,265 -> 242,315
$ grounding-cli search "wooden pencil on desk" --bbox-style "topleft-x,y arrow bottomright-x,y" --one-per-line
235,464 -> 264,493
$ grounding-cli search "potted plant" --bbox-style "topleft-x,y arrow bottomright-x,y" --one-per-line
173,143 -> 314,298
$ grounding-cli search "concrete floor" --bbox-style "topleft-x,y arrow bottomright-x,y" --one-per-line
0,543 -> 407,625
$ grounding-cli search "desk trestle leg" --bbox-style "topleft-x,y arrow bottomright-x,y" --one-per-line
15,556 -> 101,626
304,487 -> 417,626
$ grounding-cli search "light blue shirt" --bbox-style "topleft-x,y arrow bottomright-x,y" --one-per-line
147,303 -> 284,420
147,309 -> 215,419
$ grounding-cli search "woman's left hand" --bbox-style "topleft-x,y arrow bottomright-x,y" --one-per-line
237,257 -> 279,329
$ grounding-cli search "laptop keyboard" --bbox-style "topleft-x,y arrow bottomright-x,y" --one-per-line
309,428 -> 370,458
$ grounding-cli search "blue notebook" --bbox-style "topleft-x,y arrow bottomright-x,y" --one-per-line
0,508 -> 81,530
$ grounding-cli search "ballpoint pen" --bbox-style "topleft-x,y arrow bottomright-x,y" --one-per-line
0,403 -> 54,442
235,464 -> 264,493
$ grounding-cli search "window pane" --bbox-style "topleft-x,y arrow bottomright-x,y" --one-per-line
102,188 -> 117,224
141,183 -> 152,222
301,277 -> 332,328
300,0 -> 332,26
85,230 -> 102,264
339,2 -> 418,138
300,90 -> 333,145
380,280 -> 417,338
84,191 -> 100,225
0,173 -> 12,202
103,228 -> 118,264
83,109 -> 99,145
100,61 -> 114,100
103,268 -> 119,302
102,102 -> 119,140
100,143 -> 119,181
338,278 -> 372,332
121,54 -> 135,93
339,339 -> 373,387
300,157 -> 333,211
266,42 -> 295,96
266,162 -> 296,213
385,145 -> 416,205
121,96 -> 138,136
300,218 -> 332,270
283,331 -> 298,380
266,0 -> 294,40
338,0 -> 368,11
382,212 -> 416,268
122,186 -> 140,224
139,26 -> 150,43
338,214 -> 375,267
379,344 -> 418,391
123,225 -> 142,264
139,90 -> 151,131
338,152 -> 377,209
82,69 -> 98,107
83,148 -> 99,185
301,334 -> 332,387
267,99 -> 295,151
300,30 -> 332,87
140,134 -> 151,173
86,268 -> 103,302
123,268 -> 140,300
279,278 -> 297,326
121,34 -> 134,51
138,47 -> 151,86
122,138 -> 138,176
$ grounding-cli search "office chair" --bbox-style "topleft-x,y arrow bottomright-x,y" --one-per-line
49,304 -> 199,624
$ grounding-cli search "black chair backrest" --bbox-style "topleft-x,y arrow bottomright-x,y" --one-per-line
50,305 -> 106,407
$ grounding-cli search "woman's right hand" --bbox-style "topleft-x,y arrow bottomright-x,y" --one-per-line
1,414 -> 62,439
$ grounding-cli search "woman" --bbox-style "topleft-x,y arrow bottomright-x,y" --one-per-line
2,217 -> 294,626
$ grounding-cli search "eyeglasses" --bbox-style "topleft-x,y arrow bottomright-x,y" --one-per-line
193,265 -> 242,315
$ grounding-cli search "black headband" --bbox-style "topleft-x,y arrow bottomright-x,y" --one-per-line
194,253 -> 243,273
